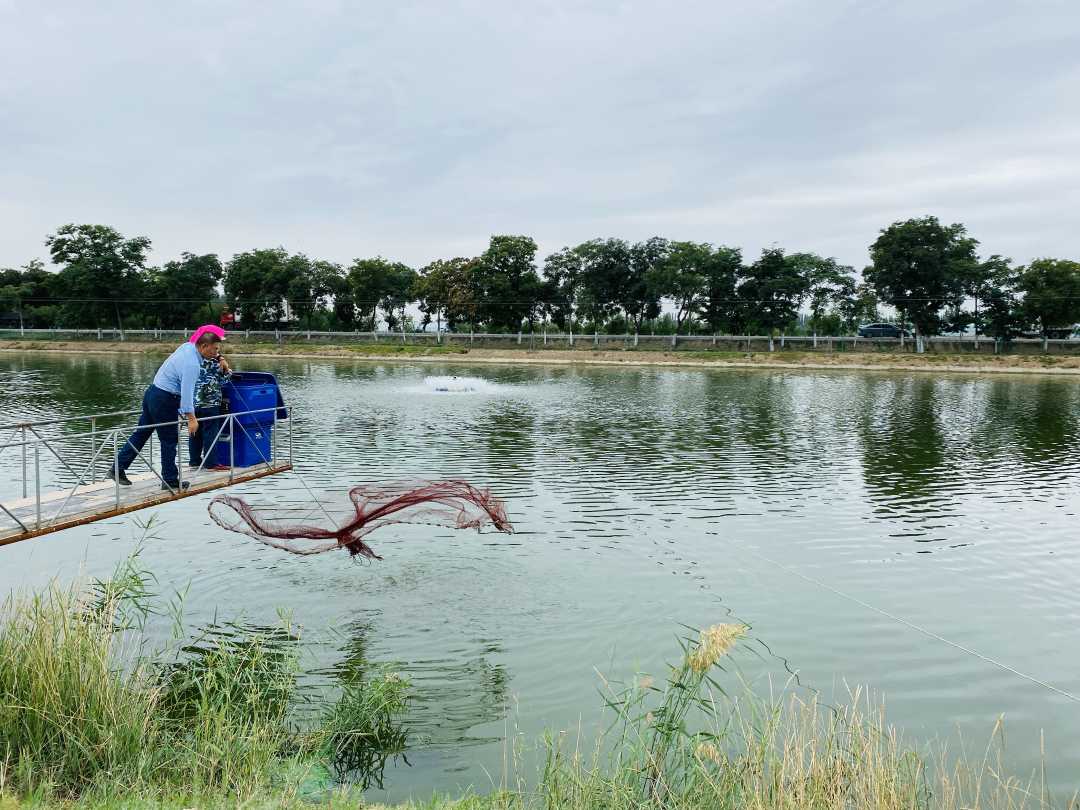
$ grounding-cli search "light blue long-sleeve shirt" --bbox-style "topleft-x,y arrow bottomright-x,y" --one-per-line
152,342 -> 201,414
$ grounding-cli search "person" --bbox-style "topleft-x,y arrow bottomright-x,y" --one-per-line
188,327 -> 232,471
107,330 -> 224,491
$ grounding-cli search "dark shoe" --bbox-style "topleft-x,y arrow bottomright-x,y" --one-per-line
105,468 -> 132,486
161,481 -> 191,492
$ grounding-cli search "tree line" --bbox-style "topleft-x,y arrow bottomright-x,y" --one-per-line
2,218 -> 1078,347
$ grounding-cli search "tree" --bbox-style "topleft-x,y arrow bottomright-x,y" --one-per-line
310,260 -> 354,328
650,241 -> 711,334
787,253 -> 856,335
0,260 -> 58,328
1017,258 -> 1080,337
380,263 -> 417,331
470,235 -> 543,331
838,280 -> 881,333
224,248 -> 291,327
576,238 -> 631,331
966,255 -> 1013,340
982,267 -> 1025,343
542,245 -> 587,330
622,238 -> 669,334
698,245 -> 743,334
147,253 -> 223,328
45,224 -> 151,328
347,257 -> 413,330
736,248 -> 809,343
416,258 -> 475,331
864,216 -> 979,352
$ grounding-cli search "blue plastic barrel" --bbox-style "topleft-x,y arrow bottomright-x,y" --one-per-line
214,372 -> 288,467
222,372 -> 288,427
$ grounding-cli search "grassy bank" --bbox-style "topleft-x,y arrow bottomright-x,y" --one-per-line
1,558 -> 1072,809
0,552 -> 408,807
4,338 -> 1080,376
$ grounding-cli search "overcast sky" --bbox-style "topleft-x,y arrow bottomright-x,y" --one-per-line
1,0 -> 1078,274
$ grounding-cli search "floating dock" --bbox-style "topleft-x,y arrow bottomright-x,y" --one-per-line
0,404 -> 292,546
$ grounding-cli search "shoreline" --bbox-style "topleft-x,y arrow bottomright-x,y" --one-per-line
4,338 -> 1080,377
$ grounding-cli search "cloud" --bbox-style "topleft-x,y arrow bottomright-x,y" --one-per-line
1,0 -> 1077,271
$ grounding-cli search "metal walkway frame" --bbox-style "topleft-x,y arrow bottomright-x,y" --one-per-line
0,405 -> 293,545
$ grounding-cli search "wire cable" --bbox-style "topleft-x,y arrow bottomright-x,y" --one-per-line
734,543 -> 1080,706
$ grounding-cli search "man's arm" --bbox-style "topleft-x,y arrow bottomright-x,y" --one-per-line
179,352 -> 200,434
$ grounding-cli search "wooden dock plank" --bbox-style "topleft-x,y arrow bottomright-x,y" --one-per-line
0,463 -> 292,545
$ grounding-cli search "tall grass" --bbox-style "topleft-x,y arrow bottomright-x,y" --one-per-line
522,624 -> 1074,810
1,566 -> 1074,809
0,582 -> 158,795
0,558 -> 409,804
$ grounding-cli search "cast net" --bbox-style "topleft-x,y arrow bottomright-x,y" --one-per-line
208,480 -> 513,559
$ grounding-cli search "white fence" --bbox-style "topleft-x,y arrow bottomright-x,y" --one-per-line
2,326 -> 1078,355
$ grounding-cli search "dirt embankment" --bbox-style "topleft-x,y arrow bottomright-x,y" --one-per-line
3,338 -> 1080,376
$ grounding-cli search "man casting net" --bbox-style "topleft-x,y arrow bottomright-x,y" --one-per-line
208,480 -> 513,559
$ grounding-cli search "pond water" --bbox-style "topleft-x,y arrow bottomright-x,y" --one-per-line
1,352 -> 1079,800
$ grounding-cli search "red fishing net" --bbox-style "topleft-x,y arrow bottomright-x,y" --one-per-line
208,480 -> 513,559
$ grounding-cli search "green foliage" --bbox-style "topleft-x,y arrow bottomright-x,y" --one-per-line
736,248 -> 808,334
650,242 -> 712,334
865,216 -> 979,340
542,245 -> 588,329
622,238 -> 668,332
45,224 -> 152,328
146,253 -> 223,328
0,260 -> 58,328
470,235 -> 543,331
6,218 -> 1071,344
574,238 -> 632,329
788,253 -> 856,334
1017,257 -> 1080,336
223,248 -> 291,326
416,258 -> 476,331
0,556 -> 410,804
347,257 -> 413,330
313,672 -> 409,787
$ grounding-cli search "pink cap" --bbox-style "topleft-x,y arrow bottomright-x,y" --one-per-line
189,324 -> 227,344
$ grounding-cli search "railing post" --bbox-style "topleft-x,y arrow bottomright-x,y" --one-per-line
229,415 -> 235,483
21,426 -> 27,499
176,416 -> 184,492
113,432 -> 120,509
35,444 -> 41,529
90,417 -> 97,483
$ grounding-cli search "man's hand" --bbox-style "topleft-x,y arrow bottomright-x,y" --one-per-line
219,357 -> 231,374
187,413 -> 199,435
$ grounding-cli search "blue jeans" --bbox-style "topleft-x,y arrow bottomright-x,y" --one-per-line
116,385 -> 181,484
188,405 -> 223,467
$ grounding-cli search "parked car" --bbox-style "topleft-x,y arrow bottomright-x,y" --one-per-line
857,323 -> 910,338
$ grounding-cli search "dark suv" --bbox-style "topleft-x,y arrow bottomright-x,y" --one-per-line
857,323 -> 910,338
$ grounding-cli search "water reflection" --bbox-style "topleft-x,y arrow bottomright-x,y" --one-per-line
3,355 -> 1080,799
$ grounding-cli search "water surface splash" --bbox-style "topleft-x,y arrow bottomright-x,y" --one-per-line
423,375 -> 498,394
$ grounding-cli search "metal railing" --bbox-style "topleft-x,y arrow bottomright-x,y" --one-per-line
0,405 -> 292,536
3,326 -> 1079,354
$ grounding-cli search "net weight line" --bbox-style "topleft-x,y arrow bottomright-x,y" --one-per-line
734,543 -> 1080,706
